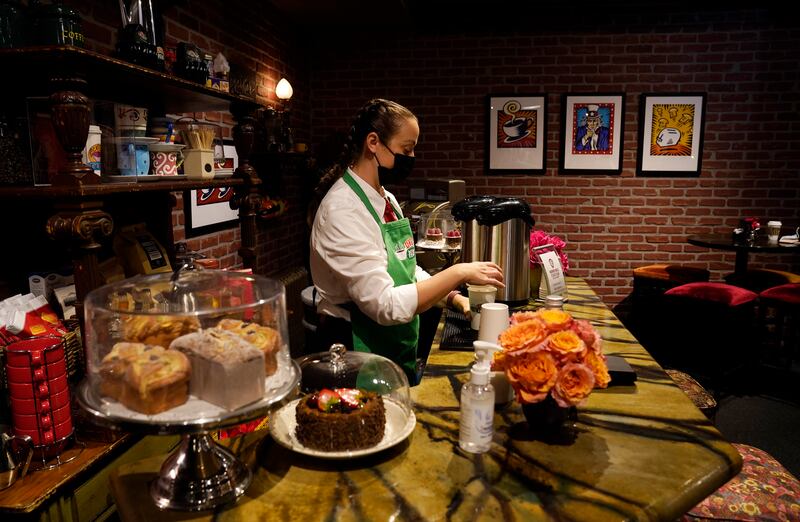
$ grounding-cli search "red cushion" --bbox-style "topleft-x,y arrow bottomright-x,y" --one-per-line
682,443 -> 800,521
759,283 -> 800,305
665,282 -> 758,307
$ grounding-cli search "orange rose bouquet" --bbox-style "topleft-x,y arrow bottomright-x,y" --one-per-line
492,309 -> 609,408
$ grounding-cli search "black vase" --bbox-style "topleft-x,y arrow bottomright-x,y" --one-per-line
521,395 -> 576,436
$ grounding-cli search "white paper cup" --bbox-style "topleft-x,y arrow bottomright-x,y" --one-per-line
478,302 -> 509,342
468,285 -> 496,330
767,220 -> 782,242
490,371 -> 515,405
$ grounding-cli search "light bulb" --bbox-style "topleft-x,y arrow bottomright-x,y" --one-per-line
275,78 -> 293,101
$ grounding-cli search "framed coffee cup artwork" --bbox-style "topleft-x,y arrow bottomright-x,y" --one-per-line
486,94 -> 547,174
636,93 -> 706,177
559,93 -> 625,174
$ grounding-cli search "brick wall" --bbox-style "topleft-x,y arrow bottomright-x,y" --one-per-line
307,7 -> 800,303
73,3 -> 800,304
73,0 -> 311,276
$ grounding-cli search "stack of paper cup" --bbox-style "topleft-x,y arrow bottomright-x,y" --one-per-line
467,285 -> 496,330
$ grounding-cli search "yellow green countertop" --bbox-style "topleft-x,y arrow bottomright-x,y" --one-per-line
109,277 -> 741,521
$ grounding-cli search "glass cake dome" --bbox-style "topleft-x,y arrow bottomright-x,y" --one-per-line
82,270 -> 295,422
296,343 -> 411,414
417,211 -> 460,250
269,343 -> 416,458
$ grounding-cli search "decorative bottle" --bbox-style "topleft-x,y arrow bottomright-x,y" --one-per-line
459,358 -> 495,453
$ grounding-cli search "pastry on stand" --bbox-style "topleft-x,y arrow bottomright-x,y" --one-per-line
77,270 -> 300,511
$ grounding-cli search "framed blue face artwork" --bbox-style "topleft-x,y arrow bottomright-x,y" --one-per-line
559,93 -> 625,174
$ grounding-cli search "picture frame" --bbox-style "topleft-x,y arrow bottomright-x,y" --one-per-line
184,140 -> 239,237
636,93 -> 706,177
559,93 -> 625,174
486,94 -> 547,174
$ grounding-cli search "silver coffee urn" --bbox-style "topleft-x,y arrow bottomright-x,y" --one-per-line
453,196 -> 535,303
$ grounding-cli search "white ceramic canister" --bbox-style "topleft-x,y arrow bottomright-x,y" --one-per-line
82,125 -> 102,174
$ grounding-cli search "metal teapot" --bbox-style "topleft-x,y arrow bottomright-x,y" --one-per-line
0,431 -> 34,490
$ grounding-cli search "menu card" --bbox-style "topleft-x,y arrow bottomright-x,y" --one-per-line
534,248 -> 567,300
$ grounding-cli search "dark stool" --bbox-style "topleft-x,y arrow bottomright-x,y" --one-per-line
725,268 -> 800,293
664,369 -> 717,420
758,283 -> 800,367
681,443 -> 800,521
663,282 -> 758,381
631,264 -> 710,356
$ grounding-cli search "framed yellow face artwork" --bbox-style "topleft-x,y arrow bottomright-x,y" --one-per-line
637,93 -> 706,177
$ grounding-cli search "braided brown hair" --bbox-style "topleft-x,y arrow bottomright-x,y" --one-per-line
314,98 -> 416,201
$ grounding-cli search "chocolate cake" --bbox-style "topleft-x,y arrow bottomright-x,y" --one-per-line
445,229 -> 461,248
295,388 -> 386,451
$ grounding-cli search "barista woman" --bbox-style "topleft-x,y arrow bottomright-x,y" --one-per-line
310,99 -> 504,384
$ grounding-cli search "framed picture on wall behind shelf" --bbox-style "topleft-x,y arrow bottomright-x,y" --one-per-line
184,140 -> 239,238
636,93 -> 706,177
486,94 -> 547,174
559,93 -> 625,174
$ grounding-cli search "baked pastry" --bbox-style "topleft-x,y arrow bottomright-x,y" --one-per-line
216,318 -> 280,376
445,229 -> 462,248
122,315 -> 200,348
99,342 -> 190,414
425,227 -> 443,242
295,388 -> 386,451
170,329 -> 265,410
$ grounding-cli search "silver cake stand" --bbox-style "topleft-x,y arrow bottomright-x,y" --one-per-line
76,359 -> 300,512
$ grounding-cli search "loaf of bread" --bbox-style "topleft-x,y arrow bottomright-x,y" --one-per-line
121,315 -> 200,348
99,342 -> 191,414
216,318 -> 281,376
170,329 -> 265,410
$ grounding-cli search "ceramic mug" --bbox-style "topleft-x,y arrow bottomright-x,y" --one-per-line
4,336 -> 64,367
150,150 -> 181,175
5,358 -> 67,383
117,143 -> 150,176
11,388 -> 70,415
115,104 -> 148,137
8,374 -> 68,399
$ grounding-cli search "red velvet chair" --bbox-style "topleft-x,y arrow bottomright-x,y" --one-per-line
631,265 -> 711,358
758,283 -> 800,367
663,283 -> 758,379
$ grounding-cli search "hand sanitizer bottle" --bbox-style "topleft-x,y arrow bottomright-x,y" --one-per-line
459,356 -> 495,453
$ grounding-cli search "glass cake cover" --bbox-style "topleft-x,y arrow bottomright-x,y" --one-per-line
83,270 -> 294,421
417,211 -> 460,250
296,344 -> 411,416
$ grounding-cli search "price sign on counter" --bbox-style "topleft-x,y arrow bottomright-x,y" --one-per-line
532,244 -> 567,301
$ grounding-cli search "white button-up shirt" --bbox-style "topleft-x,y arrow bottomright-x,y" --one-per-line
310,169 -> 430,326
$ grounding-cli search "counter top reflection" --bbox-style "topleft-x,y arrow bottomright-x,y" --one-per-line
109,277 -> 741,521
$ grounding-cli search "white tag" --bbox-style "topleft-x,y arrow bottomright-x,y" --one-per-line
537,250 -> 567,299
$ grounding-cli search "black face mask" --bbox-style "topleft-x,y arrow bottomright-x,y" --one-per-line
376,142 -> 416,185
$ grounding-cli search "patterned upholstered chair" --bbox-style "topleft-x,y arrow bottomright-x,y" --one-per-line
664,369 -> 717,420
681,443 -> 800,521
662,283 -> 758,378
758,283 -> 800,367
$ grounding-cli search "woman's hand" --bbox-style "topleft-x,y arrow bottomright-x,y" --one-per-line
452,294 -> 471,317
459,262 -> 505,288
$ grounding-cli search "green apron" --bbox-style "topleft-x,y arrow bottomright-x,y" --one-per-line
343,172 -> 420,384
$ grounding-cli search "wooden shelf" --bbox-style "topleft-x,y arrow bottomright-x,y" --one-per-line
0,45 -> 260,113
0,434 -> 136,514
0,177 -> 244,200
